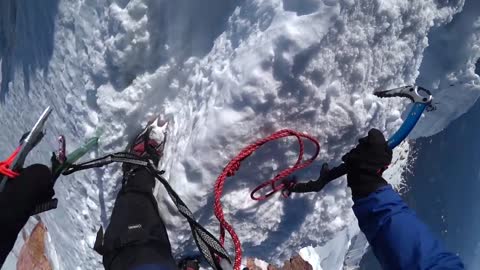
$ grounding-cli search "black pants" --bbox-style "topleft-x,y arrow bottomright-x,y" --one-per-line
101,169 -> 177,270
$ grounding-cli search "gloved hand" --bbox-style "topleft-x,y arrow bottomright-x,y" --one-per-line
0,164 -> 54,266
0,164 -> 54,218
342,129 -> 392,200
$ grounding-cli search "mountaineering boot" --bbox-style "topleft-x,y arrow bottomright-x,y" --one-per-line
94,117 -> 176,270
119,117 -> 168,195
120,116 -> 168,194
122,117 -> 168,180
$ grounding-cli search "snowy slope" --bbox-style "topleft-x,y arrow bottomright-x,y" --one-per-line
0,0 -> 472,269
412,0 -> 480,138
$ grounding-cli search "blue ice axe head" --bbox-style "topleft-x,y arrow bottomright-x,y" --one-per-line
374,85 -> 433,149
293,85 -> 434,191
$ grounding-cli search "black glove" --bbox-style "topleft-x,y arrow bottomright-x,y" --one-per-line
0,164 -> 54,266
342,129 -> 392,200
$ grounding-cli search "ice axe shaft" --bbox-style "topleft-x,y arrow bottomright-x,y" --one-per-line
376,85 -> 432,149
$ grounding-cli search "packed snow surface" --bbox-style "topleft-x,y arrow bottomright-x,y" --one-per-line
1,0 -> 478,269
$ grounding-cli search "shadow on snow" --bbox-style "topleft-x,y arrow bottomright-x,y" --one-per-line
0,0 -> 59,101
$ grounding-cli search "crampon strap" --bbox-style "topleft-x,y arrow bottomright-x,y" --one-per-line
64,152 -> 232,270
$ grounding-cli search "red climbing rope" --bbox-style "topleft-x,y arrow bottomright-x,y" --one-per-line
0,146 -> 21,178
213,129 -> 320,270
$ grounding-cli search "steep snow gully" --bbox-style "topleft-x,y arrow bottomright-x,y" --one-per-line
0,0 -> 478,269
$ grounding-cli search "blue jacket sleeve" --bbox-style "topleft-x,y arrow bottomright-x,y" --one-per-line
353,185 -> 464,270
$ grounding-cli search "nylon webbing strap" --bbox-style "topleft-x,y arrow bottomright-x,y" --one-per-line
65,153 -> 232,270
149,169 -> 231,269
63,152 -> 150,175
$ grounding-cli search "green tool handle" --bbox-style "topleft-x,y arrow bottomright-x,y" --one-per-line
53,130 -> 103,182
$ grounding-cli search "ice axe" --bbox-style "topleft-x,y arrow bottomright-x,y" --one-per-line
289,85 -> 434,194
0,107 -> 52,192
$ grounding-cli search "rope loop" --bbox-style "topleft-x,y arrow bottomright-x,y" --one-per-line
213,129 -> 320,270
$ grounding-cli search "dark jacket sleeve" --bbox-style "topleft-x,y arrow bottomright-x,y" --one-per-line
0,164 -> 54,267
353,185 -> 464,270
0,216 -> 28,266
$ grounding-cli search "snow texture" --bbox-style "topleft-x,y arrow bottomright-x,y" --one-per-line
0,0 -> 475,269
412,0 -> 480,137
